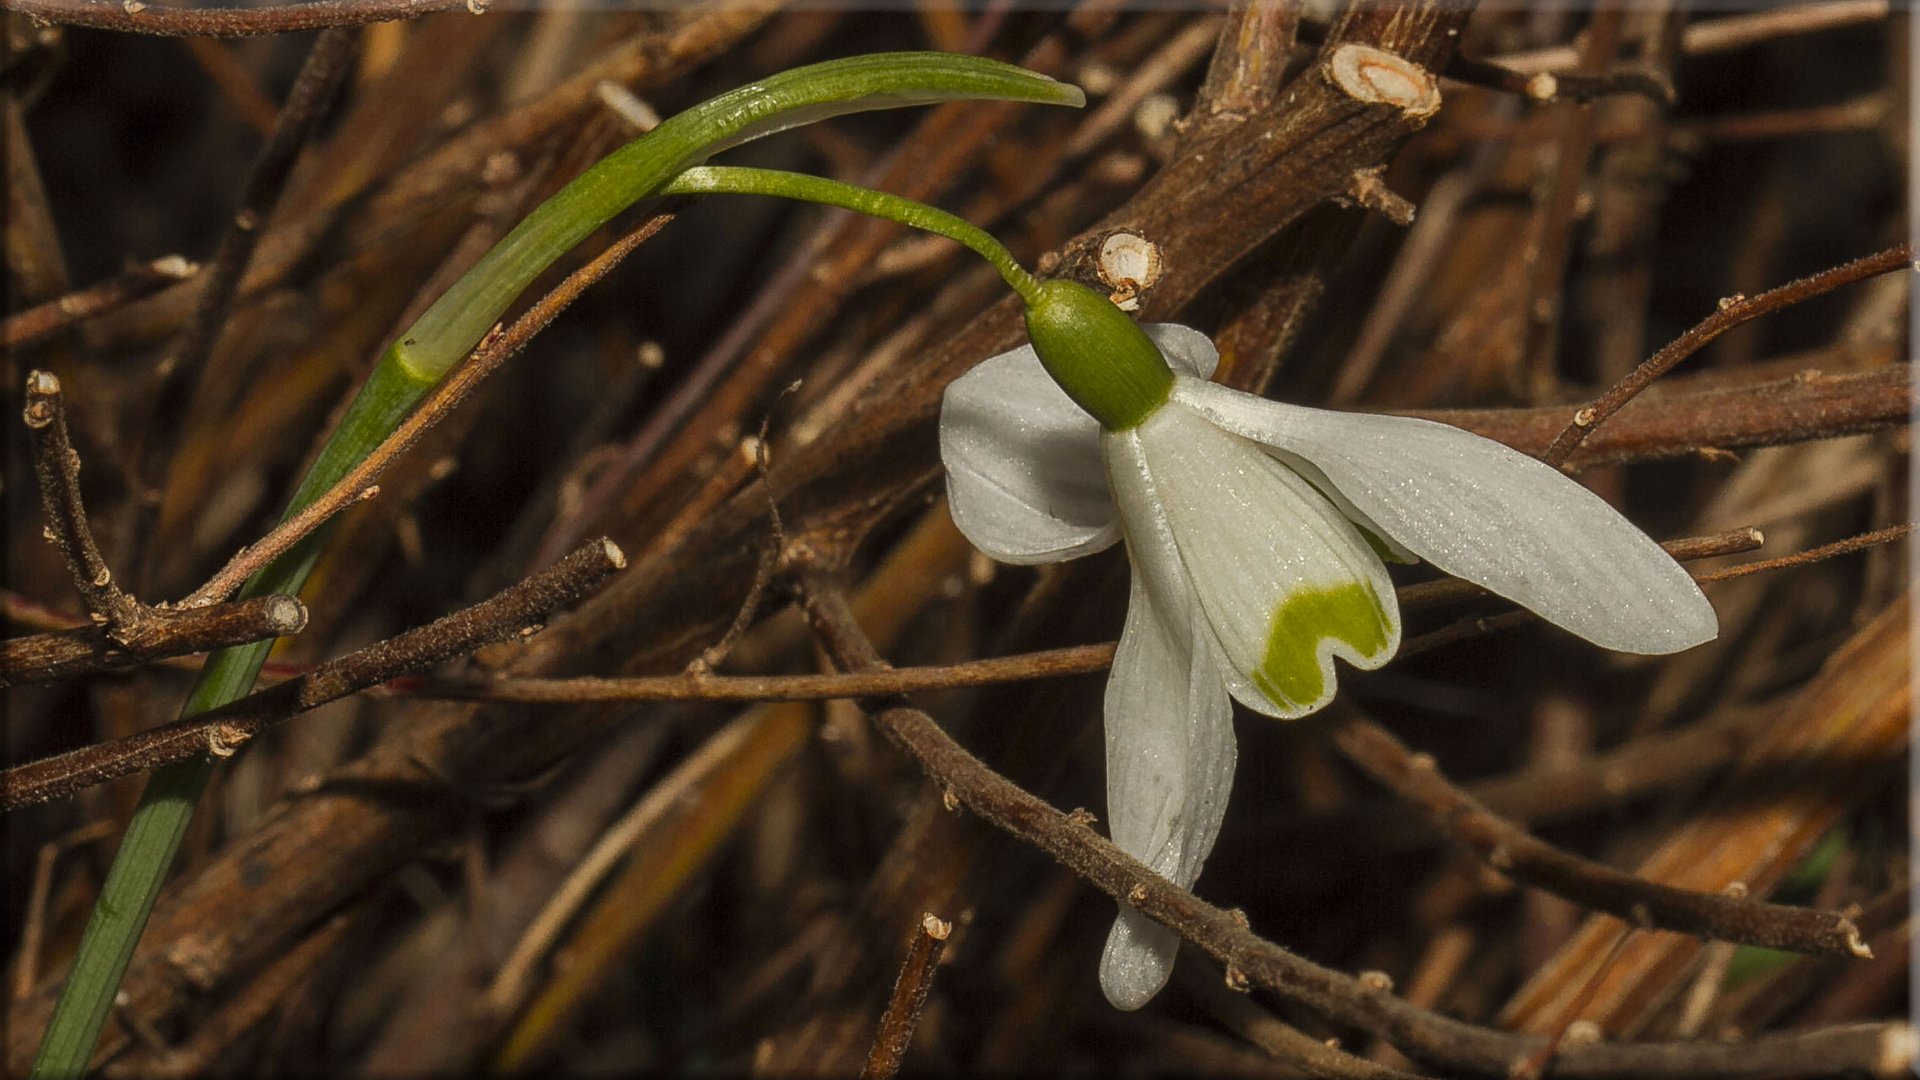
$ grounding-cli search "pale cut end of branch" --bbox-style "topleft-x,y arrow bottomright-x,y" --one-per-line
1097,231 -> 1162,311
23,370 -> 59,427
598,537 -> 627,571
920,913 -> 952,941
1325,44 -> 1441,120
261,595 -> 309,636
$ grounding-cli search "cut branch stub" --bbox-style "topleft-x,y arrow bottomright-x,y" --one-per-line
1325,43 -> 1441,119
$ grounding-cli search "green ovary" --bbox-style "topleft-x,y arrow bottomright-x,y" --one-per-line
1252,582 -> 1391,709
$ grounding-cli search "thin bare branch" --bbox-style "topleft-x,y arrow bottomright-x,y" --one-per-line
24,370 -> 142,628
1694,523 -> 1913,584
0,257 -> 196,351
861,913 -> 952,1080
1491,1 -> 1890,74
183,213 -> 672,608
0,594 -> 307,687
415,527 -> 1761,708
0,0 -> 468,38
161,26 -> 362,414
412,642 -> 1115,706
1543,244 -> 1912,467
0,538 -> 625,811
1328,713 -> 1869,958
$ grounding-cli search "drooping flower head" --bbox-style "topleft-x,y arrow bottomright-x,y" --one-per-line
644,160 -> 1717,1012
940,278 -> 1717,1008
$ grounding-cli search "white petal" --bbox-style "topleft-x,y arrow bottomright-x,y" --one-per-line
940,344 -> 1117,564
1101,910 -> 1181,1011
1119,403 -> 1400,718
1143,323 -> 1219,380
1095,438 -> 1237,1009
1175,380 -> 1717,654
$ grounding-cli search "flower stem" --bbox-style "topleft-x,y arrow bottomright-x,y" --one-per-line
660,166 -> 1042,304
30,52 -> 1082,1079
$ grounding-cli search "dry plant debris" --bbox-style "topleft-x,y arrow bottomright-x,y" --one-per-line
2,3 -> 1909,1077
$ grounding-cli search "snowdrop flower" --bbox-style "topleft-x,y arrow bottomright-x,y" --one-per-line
939,279 -> 1718,1009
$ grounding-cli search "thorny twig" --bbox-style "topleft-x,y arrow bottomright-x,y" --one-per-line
793,573 -> 1910,1079
0,539 -> 625,811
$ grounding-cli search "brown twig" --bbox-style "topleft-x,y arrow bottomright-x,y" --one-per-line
1518,7 -> 1623,396
1432,365 -> 1914,469
1180,964 -> 1432,1080
1445,55 -> 1674,107
1694,523 -> 1913,584
0,256 -> 196,351
1674,92 -> 1893,144
411,642 -> 1116,706
25,371 -> 141,629
0,0 -> 469,38
1491,1 -> 1890,74
182,214 -> 672,608
409,525 -> 1761,707
793,573 -> 1909,1078
1198,0 -> 1301,115
861,912 -> 953,1080
0,594 -> 307,687
160,26 -> 362,420
1328,714 -> 1869,958
1542,244 -> 1912,467
0,538 -> 625,811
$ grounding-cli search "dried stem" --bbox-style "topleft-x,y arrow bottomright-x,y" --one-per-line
793,573 -> 1907,1078
1328,714 -> 1868,958
24,370 -> 141,629
861,913 -> 952,1080
409,526 -> 1762,707
1,0 -> 468,37
0,256 -> 196,351
0,594 -> 307,688
1694,523 -> 1913,584
1445,55 -> 1674,106
413,642 -> 1116,706
1542,244 -> 1912,467
161,26 -> 362,423
0,538 -> 625,812
1197,0 -> 1302,116
183,214 -> 672,608
1490,1 -> 1890,74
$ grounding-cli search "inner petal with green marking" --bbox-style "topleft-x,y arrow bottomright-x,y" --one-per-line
1252,581 -> 1394,710
1128,402 -> 1403,720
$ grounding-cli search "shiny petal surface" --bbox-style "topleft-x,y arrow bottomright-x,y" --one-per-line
940,343 -> 1116,563
1143,323 -> 1219,381
1120,403 -> 1401,718
1176,380 -> 1717,653
1097,433 -> 1237,1009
